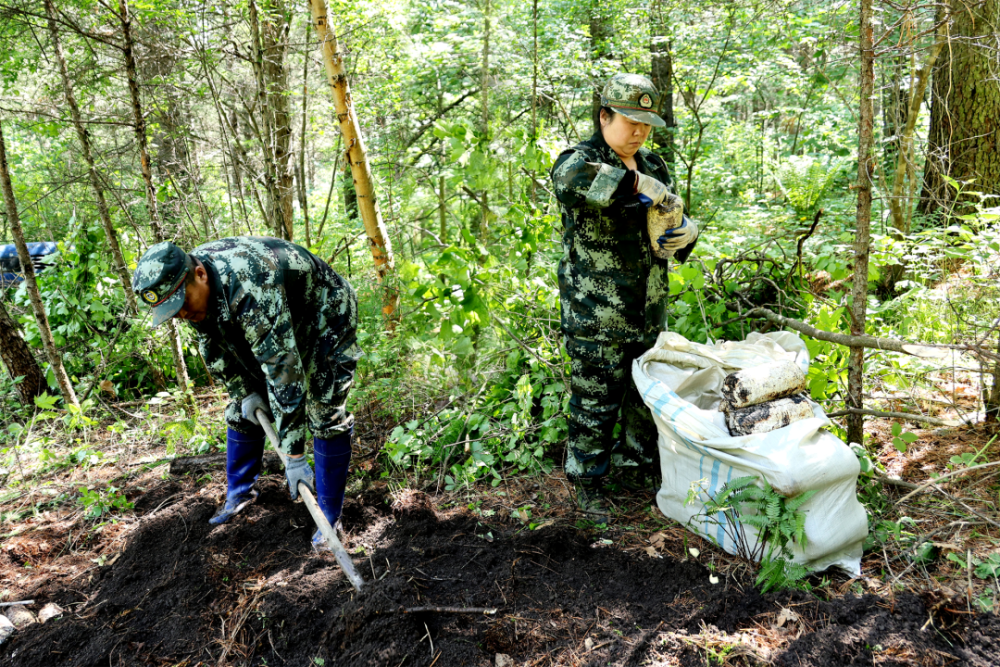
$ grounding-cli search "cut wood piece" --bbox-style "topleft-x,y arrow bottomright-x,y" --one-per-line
0,615 -> 13,646
169,451 -> 283,476
722,360 -> 806,409
726,395 -> 814,437
647,194 -> 684,260
38,603 -> 63,623
4,605 -> 35,630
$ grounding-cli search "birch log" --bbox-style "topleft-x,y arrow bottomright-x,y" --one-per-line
308,0 -> 397,319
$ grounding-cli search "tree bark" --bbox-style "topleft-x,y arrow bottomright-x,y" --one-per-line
589,0 -> 614,130
919,0 -> 1000,218
248,0 -> 285,239
479,0 -> 490,239
848,0 -> 876,446
43,0 -> 138,316
650,1 -> 675,166
0,118 -> 79,408
887,19 -> 947,234
0,297 -> 46,404
298,18 -> 311,247
309,0 -> 397,318
119,0 -> 190,395
261,0 -> 295,240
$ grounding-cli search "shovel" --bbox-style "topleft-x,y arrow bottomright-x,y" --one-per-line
255,408 -> 366,592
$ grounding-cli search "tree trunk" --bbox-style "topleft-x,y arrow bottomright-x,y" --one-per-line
248,0 -> 286,239
298,19 -> 311,247
0,118 -> 79,408
589,0 -> 614,130
650,1 -> 674,166
0,297 -> 46,404
479,0 -> 490,239
985,330 -> 1000,424
261,0 -> 295,240
43,0 -> 137,315
919,0 -> 1000,218
887,19 -> 946,234
309,0 -> 397,319
847,0 -> 875,446
119,0 -> 191,395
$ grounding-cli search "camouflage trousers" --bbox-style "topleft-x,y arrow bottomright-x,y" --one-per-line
564,336 -> 659,480
225,329 -> 361,456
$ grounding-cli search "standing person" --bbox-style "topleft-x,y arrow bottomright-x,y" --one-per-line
132,237 -> 360,550
550,74 -> 699,519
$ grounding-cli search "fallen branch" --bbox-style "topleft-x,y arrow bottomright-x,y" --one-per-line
0,600 -> 33,608
897,461 -> 1000,505
396,606 -> 498,615
826,407 -> 962,427
744,307 -> 915,354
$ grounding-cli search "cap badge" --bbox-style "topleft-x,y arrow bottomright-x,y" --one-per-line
639,93 -> 653,109
143,290 -> 159,304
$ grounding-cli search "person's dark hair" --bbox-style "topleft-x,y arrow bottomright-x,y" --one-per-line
595,105 -> 616,134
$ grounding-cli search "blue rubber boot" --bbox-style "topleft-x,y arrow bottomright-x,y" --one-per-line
209,428 -> 265,525
310,429 -> 352,551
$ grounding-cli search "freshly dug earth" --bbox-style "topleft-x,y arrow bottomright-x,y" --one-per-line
2,479 -> 998,667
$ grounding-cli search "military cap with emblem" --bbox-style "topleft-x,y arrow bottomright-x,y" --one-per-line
600,73 -> 665,128
132,241 -> 194,327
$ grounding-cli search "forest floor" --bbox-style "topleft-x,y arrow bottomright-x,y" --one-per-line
1,391 -> 999,666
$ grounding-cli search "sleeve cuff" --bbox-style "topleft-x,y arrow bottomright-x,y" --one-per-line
585,163 -> 629,208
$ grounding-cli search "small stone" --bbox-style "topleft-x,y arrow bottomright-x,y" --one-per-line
4,605 -> 35,630
585,637 -> 594,651
495,654 -> 514,667
0,615 -> 14,646
38,603 -> 63,623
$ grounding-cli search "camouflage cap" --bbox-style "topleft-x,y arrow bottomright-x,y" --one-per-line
132,241 -> 192,327
600,73 -> 665,128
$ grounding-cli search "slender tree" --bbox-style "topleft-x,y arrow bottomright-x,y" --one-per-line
0,296 -> 46,405
43,0 -> 137,315
479,0 -> 491,238
309,0 -> 397,318
118,0 -> 191,394
847,0 -> 876,446
0,118 -> 79,408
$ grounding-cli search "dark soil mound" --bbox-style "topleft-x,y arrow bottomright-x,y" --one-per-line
2,480 -> 998,666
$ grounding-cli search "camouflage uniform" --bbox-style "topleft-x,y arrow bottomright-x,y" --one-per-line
551,132 -> 696,480
186,237 -> 360,456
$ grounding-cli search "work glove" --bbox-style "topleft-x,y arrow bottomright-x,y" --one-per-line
285,455 -> 315,501
634,172 -> 670,208
658,216 -> 698,251
241,392 -> 272,427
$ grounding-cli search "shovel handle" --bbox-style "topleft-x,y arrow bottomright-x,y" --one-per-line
256,409 -> 365,592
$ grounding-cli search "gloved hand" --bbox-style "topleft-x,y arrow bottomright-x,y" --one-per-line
658,216 -> 698,251
285,455 -> 315,501
241,392 -> 272,426
634,172 -> 669,208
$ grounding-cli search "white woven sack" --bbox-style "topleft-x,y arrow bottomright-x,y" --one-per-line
633,331 -> 868,575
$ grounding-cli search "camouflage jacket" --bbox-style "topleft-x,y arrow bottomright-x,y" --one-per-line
550,132 -> 696,344
188,236 -> 356,429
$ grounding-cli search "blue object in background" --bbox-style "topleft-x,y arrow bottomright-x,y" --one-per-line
0,242 -> 59,287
